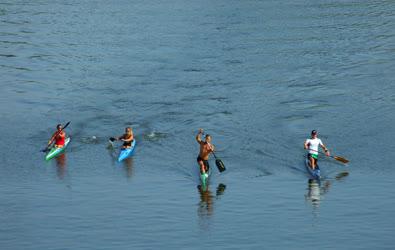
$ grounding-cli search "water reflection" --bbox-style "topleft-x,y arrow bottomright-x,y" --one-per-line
216,183 -> 226,196
335,171 -> 349,180
123,157 -> 134,179
305,179 -> 330,209
107,141 -> 117,160
197,186 -> 214,217
197,183 -> 227,218
305,171 -> 349,209
55,153 -> 67,180
107,143 -> 135,179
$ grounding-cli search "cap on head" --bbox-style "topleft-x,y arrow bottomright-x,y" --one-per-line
56,124 -> 62,129
311,130 -> 317,135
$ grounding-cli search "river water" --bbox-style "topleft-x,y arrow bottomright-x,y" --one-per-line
1,1 -> 394,249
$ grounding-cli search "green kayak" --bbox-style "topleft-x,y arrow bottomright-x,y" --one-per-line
45,137 -> 71,161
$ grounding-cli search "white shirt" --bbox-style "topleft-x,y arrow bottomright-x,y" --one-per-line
305,138 -> 323,155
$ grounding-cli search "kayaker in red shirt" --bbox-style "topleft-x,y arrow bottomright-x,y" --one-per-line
48,124 -> 66,148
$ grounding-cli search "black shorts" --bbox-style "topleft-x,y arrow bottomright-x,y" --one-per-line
197,156 -> 210,171
123,140 -> 132,147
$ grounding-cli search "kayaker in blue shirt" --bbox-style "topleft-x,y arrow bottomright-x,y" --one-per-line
196,129 -> 215,176
304,130 -> 330,169
113,127 -> 134,149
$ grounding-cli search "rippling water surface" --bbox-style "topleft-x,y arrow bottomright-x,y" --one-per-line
1,1 -> 394,249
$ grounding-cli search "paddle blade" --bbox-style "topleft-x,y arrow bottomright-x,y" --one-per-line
41,147 -> 49,153
335,171 -> 349,180
216,183 -> 226,195
107,138 -> 115,149
63,121 -> 71,129
334,156 -> 349,164
216,159 -> 226,172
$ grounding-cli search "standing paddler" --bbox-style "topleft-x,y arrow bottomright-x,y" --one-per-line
304,130 -> 330,169
196,129 -> 215,177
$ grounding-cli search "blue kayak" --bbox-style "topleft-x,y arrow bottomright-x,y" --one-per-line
118,140 -> 136,162
305,154 -> 320,180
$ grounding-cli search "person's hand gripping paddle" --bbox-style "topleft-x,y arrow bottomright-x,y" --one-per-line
41,121 -> 70,152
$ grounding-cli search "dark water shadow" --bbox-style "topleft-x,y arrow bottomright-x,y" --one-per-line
123,157 -> 134,179
305,171 -> 349,213
335,171 -> 349,180
197,183 -> 227,229
305,179 -> 331,210
55,153 -> 67,180
197,185 -> 214,218
107,142 -> 135,179
106,141 -> 118,162
54,153 -> 72,189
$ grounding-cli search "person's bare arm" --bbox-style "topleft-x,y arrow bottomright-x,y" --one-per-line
304,140 -> 309,150
48,131 -> 62,146
196,129 -> 203,144
48,133 -> 56,146
209,144 -> 215,153
320,141 -> 330,156
122,133 -> 134,142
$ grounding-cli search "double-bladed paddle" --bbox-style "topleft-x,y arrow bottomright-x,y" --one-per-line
41,121 -> 71,152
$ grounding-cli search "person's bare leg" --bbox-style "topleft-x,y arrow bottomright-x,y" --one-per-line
198,160 -> 205,174
309,157 -> 315,170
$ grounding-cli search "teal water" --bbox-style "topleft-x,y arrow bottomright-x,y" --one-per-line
1,1 -> 394,249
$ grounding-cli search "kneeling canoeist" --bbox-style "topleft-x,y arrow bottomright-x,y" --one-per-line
304,130 -> 330,169
196,129 -> 215,177
114,127 -> 134,149
48,124 -> 66,149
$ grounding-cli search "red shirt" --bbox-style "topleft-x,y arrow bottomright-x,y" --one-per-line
54,131 -> 65,146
